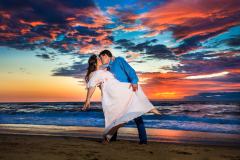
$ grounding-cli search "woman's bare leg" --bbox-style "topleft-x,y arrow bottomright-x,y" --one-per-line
102,123 -> 124,144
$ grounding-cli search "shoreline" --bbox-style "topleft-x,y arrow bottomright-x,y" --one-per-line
0,123 -> 239,147
1,133 -> 240,160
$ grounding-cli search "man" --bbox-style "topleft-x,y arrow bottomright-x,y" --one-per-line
98,49 -> 147,144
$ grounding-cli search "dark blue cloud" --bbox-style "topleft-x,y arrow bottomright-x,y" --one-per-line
179,56 -> 240,74
115,38 -> 176,59
36,54 -> 50,59
185,92 -> 240,101
52,61 -> 88,79
222,35 -> 240,47
75,26 -> 100,37
0,0 -> 96,23
173,29 -> 229,55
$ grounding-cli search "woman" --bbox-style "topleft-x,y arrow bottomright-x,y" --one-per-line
82,54 -> 160,143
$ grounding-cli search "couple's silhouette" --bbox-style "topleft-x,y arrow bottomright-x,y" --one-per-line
82,50 -> 160,144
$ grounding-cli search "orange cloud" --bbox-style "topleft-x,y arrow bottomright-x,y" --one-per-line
0,24 -> 7,30
120,0 -> 240,40
227,68 -> 240,73
122,25 -> 146,32
19,19 -> 46,27
0,11 -> 11,19
28,36 -> 49,43
107,7 -> 118,15
69,7 -> 112,29
20,28 -> 30,34
62,8 -> 113,54
139,71 -> 240,100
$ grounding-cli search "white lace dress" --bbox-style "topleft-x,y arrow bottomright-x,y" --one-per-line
87,69 -> 155,135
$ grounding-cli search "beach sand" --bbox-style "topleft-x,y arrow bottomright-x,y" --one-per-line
0,124 -> 240,160
1,133 -> 240,160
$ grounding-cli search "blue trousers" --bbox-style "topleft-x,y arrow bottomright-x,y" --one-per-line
110,116 -> 147,143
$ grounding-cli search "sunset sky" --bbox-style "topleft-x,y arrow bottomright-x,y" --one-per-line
0,0 -> 240,102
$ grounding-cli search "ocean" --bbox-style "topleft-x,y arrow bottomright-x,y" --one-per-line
0,101 -> 240,134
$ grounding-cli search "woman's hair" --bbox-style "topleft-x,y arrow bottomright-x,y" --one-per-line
85,54 -> 98,82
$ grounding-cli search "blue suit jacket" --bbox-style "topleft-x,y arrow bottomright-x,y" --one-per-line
108,56 -> 139,84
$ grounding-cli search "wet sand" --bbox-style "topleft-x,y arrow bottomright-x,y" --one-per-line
0,124 -> 239,146
0,124 -> 240,160
1,134 -> 240,160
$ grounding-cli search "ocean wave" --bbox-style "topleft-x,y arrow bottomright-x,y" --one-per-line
1,102 -> 240,134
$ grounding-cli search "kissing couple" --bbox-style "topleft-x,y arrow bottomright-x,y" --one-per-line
82,50 -> 160,144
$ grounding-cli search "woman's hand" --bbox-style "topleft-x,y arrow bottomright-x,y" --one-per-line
81,100 -> 90,111
82,87 -> 96,111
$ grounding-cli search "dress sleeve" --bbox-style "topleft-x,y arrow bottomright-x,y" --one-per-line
86,71 -> 103,88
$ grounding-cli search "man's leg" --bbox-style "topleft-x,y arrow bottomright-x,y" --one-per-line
134,116 -> 147,144
110,130 -> 118,141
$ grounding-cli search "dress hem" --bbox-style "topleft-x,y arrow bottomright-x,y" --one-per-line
103,107 -> 154,136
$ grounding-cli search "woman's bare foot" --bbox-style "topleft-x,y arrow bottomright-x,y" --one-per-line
149,108 -> 161,115
102,135 -> 111,144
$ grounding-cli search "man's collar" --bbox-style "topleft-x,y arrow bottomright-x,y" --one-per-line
109,56 -> 115,65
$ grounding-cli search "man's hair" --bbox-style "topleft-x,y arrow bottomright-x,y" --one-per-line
99,50 -> 113,57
